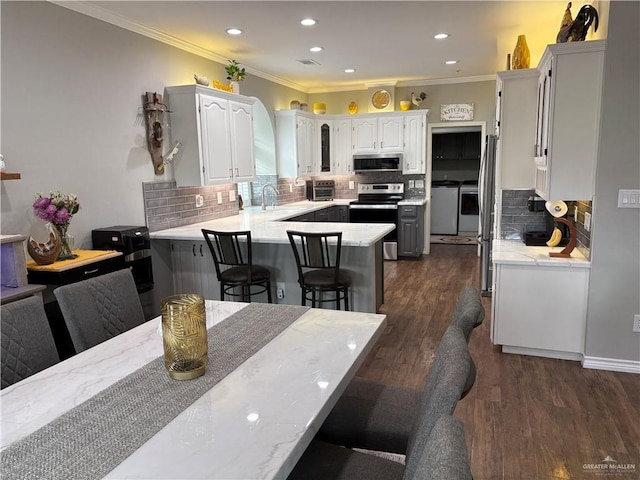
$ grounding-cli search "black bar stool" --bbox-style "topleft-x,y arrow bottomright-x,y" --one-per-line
202,229 -> 273,303
287,230 -> 351,310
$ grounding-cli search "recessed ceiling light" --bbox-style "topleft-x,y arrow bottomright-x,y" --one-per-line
434,33 -> 449,40
301,18 -> 317,26
309,46 -> 323,53
345,68 -> 356,73
226,28 -> 243,35
445,60 -> 457,65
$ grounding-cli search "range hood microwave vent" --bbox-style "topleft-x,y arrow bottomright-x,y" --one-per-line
353,153 -> 402,173
297,59 -> 321,66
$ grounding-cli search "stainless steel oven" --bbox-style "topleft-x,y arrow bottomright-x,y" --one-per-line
349,183 -> 404,260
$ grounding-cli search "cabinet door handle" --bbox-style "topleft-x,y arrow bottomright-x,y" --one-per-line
235,168 -> 239,176
84,268 -> 99,275
200,244 -> 204,256
192,244 -> 196,256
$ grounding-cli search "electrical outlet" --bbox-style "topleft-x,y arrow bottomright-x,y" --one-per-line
195,194 -> 204,208
415,179 -> 424,188
229,190 -> 236,202
408,180 -> 415,188
584,212 -> 591,232
276,282 -> 285,299
633,315 -> 640,333
349,181 -> 355,190
289,184 -> 293,193
217,192 -> 223,204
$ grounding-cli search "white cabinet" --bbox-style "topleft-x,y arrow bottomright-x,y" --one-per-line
495,69 -> 538,189
171,240 -> 218,300
533,40 -> 605,200
166,85 -> 256,186
492,262 -> 589,359
403,114 -> 426,174
276,110 -> 317,178
333,118 -> 353,174
352,116 -> 404,154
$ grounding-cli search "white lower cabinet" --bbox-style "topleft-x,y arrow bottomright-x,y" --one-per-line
171,241 -> 218,300
492,262 -> 589,359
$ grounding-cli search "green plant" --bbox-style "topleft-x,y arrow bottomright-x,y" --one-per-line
225,59 -> 246,82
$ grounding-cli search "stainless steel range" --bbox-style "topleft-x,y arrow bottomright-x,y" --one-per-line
349,183 -> 404,260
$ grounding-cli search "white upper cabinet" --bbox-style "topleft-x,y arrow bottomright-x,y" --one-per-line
276,110 -> 316,178
166,85 -> 256,186
533,40 -> 605,200
495,69 -> 538,189
334,118 -> 353,174
352,116 -> 404,154
403,113 -> 427,174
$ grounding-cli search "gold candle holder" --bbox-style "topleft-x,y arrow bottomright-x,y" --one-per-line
161,294 -> 208,380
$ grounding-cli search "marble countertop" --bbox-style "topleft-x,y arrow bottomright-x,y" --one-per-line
399,197 -> 428,206
150,200 -> 396,246
493,239 -> 591,268
1,301 -> 386,479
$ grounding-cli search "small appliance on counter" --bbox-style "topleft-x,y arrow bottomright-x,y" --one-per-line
306,179 -> 335,201
92,226 -> 153,293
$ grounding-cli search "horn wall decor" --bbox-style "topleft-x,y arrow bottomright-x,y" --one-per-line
143,92 -> 171,175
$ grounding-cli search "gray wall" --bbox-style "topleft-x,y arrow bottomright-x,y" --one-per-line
585,1 -> 640,363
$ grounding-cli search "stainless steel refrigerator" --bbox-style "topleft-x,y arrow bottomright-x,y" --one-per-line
478,134 -> 497,296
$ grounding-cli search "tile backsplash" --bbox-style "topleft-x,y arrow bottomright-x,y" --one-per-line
500,189 -> 592,259
144,173 -> 428,232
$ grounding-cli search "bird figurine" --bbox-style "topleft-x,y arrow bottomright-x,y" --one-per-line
194,73 -> 210,86
556,3 -> 599,43
411,92 -> 427,108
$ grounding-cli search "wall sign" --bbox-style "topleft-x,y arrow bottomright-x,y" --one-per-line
440,103 -> 474,121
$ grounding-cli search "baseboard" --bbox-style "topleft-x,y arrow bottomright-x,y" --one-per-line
582,356 -> 640,374
502,345 -> 583,361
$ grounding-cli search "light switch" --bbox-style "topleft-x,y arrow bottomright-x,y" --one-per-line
618,189 -> 640,208
415,179 -> 424,188
349,181 -> 355,190
584,212 -> 591,232
229,190 -> 236,202
217,192 -> 223,204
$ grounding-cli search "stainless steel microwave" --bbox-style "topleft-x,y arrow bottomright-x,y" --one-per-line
353,154 -> 402,173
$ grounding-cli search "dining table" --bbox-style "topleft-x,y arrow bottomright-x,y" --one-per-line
0,300 -> 386,479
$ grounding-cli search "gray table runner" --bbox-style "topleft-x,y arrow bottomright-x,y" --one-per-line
1,303 -> 309,480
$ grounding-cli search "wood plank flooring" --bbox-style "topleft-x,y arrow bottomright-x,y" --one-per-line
356,244 -> 640,480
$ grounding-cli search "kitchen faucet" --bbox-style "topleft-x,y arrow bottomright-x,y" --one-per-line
261,183 -> 279,211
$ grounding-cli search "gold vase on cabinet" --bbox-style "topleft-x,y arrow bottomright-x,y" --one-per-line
512,35 -> 530,70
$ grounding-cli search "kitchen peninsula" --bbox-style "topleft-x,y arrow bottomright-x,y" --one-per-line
150,200 -> 394,313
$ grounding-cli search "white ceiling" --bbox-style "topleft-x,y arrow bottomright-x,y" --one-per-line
54,1 -> 604,92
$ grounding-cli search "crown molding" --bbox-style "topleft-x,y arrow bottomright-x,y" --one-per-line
49,1 -> 496,95
48,1 -> 308,93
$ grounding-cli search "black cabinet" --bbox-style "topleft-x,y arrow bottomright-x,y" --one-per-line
289,206 -> 349,223
398,205 -> 424,258
432,132 -> 481,161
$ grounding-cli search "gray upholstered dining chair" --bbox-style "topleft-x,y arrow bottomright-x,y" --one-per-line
201,229 -> 273,303
1,296 -> 60,389
317,323 -> 476,456
286,230 -> 351,310
451,285 -> 485,341
53,269 -> 145,353
288,415 -> 473,480
288,326 -> 475,479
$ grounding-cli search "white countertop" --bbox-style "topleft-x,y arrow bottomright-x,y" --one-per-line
493,239 -> 591,268
1,301 -> 386,479
399,197 -> 428,206
150,200 -> 396,246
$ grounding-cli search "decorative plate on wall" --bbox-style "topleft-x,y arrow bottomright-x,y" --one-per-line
371,89 -> 390,110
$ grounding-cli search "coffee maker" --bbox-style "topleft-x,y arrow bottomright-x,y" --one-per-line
524,197 -> 569,246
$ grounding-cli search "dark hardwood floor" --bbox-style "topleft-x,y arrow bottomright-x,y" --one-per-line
356,244 -> 640,480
